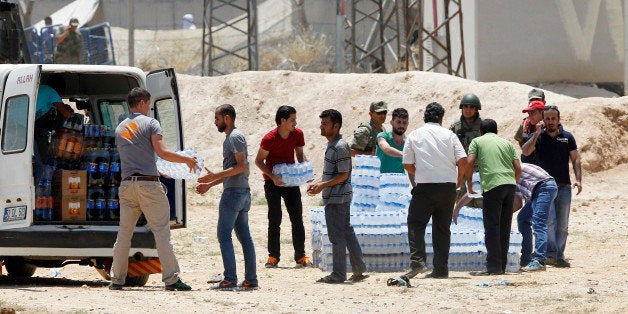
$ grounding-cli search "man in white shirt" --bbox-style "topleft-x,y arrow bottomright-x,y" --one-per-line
402,102 -> 467,279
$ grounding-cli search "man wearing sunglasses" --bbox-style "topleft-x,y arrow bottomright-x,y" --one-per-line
521,105 -> 582,268
351,101 -> 388,156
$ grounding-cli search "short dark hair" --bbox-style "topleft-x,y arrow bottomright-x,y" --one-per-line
319,109 -> 342,129
46,73 -> 66,94
127,87 -> 151,108
424,102 -> 444,123
543,105 -> 560,119
392,108 -> 409,120
275,105 -> 296,126
44,16 -> 52,24
480,119 -> 498,134
217,104 -> 236,120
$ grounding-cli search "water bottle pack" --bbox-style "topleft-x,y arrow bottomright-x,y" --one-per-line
310,203 -> 522,272
156,148 -> 204,180
272,161 -> 314,186
467,171 -> 483,198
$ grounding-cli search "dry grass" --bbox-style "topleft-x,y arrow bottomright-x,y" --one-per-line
134,29 -> 334,74
260,30 -> 333,72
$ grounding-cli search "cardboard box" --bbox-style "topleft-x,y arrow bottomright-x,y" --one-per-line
54,195 -> 87,221
53,170 -> 87,197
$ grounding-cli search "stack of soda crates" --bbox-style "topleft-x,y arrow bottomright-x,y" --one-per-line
82,124 -> 121,222
37,121 -> 122,223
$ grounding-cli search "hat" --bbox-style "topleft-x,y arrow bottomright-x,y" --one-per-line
522,100 -> 545,113
528,88 -> 545,101
369,101 -> 388,113
69,18 -> 79,26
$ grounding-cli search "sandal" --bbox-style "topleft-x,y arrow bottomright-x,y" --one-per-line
348,273 -> 369,282
316,275 -> 344,284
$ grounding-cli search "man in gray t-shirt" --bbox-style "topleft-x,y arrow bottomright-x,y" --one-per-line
110,87 -> 197,291
307,109 -> 366,284
196,104 -> 257,290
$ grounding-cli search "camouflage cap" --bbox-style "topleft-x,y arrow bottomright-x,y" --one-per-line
369,101 -> 388,113
528,88 -> 545,101
69,18 -> 79,26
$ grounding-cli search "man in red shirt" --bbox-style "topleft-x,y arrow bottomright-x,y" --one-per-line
255,105 -> 312,268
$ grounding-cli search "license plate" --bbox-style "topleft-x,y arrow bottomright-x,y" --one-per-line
3,205 -> 27,222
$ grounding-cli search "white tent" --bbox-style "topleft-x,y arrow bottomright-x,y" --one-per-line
31,0 -> 99,31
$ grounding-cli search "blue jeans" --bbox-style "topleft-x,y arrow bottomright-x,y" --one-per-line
547,185 -> 571,260
516,179 -> 557,265
217,188 -> 257,283
325,202 -> 366,281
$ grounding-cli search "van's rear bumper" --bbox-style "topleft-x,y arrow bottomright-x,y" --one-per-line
0,225 -> 156,257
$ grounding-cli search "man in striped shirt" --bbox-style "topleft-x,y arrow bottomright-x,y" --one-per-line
307,109 -> 367,284
453,162 -> 557,272
515,163 -> 558,272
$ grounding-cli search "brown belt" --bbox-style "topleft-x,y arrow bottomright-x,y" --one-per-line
123,176 -> 159,182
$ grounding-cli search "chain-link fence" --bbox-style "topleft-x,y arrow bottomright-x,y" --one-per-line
24,22 -> 116,65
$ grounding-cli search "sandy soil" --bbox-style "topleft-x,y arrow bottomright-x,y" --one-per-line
1,71 -> 627,313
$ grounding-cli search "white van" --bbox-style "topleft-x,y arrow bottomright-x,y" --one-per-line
0,64 -> 188,286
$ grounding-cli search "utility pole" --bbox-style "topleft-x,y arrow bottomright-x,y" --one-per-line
336,0 -> 344,73
128,0 -> 135,66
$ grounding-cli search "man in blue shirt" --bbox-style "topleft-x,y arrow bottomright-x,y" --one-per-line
522,105 -> 582,268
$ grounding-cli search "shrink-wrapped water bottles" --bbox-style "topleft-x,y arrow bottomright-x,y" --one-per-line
310,156 -> 521,273
272,161 -> 314,186
156,148 -> 204,179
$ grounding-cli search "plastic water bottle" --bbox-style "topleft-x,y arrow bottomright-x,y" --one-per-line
49,268 -> 61,277
194,236 -> 209,243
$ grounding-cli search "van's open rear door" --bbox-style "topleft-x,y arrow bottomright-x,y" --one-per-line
0,65 -> 40,230
146,68 -> 186,228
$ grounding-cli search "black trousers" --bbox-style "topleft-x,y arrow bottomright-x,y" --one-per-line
482,184 -> 516,273
407,183 -> 456,275
264,180 -> 306,261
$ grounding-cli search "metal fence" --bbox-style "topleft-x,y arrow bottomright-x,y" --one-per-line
24,22 -> 116,65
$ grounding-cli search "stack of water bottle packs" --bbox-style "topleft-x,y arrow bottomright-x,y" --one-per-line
156,148 -> 204,180
310,155 -> 521,273
272,161 -> 315,186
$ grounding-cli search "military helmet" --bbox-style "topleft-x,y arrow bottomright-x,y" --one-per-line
459,93 -> 481,110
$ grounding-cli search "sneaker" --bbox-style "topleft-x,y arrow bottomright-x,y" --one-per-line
555,258 -> 571,268
348,273 -> 369,282
470,270 -> 505,276
404,264 -> 428,279
238,280 -> 259,291
108,283 -> 123,290
165,279 -> 192,291
212,280 -> 237,291
424,272 -> 448,279
545,257 -> 556,266
521,260 -> 546,272
265,256 -> 279,268
296,256 -> 313,268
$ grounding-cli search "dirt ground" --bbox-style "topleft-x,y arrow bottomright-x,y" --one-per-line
1,70 -> 627,313
0,163 -> 626,313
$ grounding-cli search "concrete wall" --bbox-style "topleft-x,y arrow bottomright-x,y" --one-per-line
469,0 -> 623,83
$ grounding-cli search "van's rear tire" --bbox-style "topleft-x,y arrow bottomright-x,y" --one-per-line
4,258 -> 37,277
124,274 -> 149,287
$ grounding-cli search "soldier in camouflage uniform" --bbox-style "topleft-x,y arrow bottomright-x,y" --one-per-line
350,101 -> 387,156
54,18 -> 82,64
449,93 -> 483,208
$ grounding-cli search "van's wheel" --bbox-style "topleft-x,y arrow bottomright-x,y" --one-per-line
95,268 -> 148,287
124,274 -> 149,287
4,258 -> 37,277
